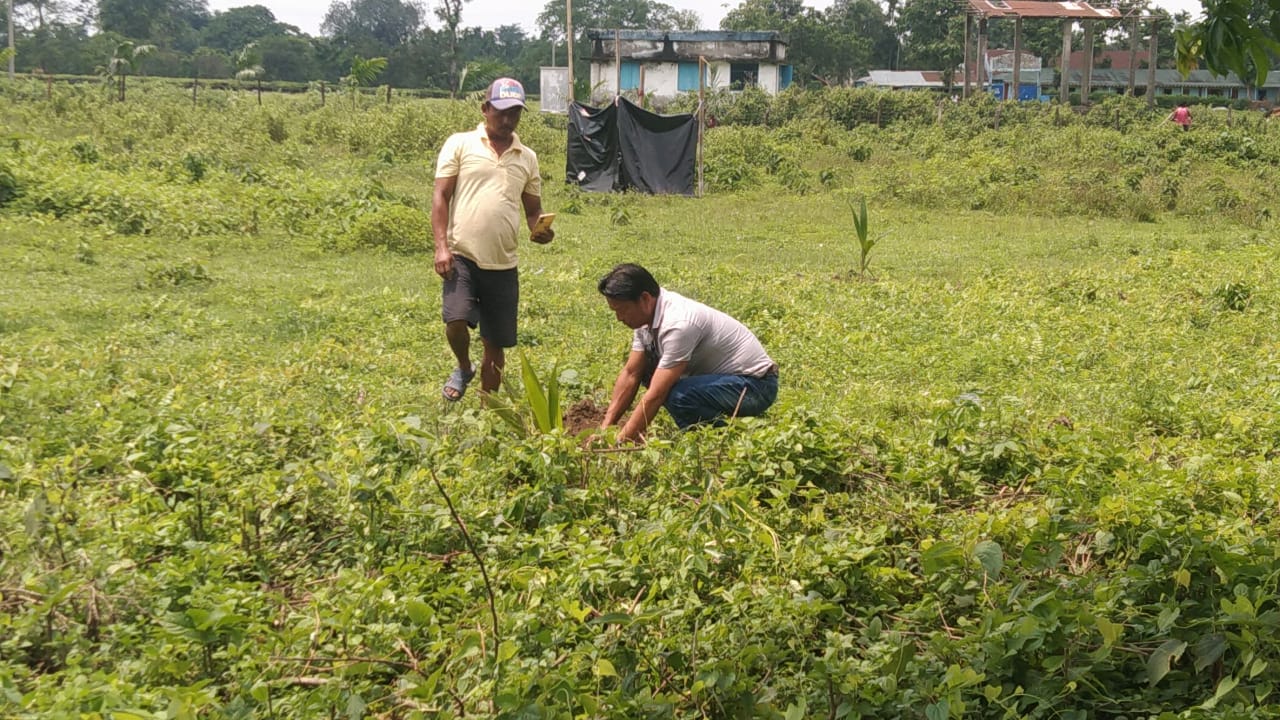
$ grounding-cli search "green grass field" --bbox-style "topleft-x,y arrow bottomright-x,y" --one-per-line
3,85 -> 1280,718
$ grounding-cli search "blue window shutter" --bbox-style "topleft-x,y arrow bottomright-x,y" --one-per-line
780,64 -> 793,89
620,62 -> 640,90
678,62 -> 700,91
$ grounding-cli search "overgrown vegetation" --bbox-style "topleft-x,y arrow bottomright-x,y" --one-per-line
3,83 -> 1280,719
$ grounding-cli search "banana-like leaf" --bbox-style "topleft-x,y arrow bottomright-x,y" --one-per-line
487,355 -> 565,436
520,354 -> 551,432
851,197 -> 869,243
485,391 -> 529,436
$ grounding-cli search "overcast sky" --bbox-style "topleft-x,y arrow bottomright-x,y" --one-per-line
210,0 -> 1205,39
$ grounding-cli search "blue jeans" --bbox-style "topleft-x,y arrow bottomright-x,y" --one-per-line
664,373 -> 778,429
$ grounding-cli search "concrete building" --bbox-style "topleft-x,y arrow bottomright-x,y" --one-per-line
1058,69 -> 1280,102
862,60 -> 1280,104
586,30 -> 791,103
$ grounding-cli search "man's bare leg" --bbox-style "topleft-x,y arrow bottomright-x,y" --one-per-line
479,337 -> 505,394
442,320 -> 475,400
445,320 -> 473,372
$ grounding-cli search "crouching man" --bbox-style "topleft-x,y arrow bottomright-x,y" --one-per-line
597,263 -> 779,443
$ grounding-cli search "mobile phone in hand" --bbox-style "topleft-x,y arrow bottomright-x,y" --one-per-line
532,213 -> 556,235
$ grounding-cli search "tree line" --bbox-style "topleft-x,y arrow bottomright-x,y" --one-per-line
2,0 -> 1200,95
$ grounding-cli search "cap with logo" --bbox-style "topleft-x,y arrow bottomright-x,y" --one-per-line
487,78 -> 526,110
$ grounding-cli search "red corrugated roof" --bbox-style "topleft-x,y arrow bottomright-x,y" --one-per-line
966,0 -> 1124,19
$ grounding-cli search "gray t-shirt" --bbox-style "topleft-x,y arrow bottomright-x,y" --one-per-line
631,289 -> 775,378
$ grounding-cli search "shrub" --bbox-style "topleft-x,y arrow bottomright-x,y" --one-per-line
1213,281 -> 1252,312
339,203 -> 431,253
718,85 -> 773,126
70,138 -> 100,164
819,87 -> 935,129
139,259 -> 211,288
0,162 -> 20,206
181,152 -> 210,182
264,112 -> 288,144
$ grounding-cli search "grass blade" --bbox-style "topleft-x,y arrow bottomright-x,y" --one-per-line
547,363 -> 562,431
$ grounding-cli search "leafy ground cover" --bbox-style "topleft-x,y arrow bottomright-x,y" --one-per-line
2,84 -> 1280,719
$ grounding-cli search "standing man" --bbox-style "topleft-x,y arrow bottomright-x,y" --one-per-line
433,77 -> 554,401
597,264 -> 779,443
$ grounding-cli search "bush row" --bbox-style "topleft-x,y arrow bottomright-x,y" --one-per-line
5,86 -> 1280,238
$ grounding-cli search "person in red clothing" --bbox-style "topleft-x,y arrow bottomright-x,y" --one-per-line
1168,102 -> 1192,131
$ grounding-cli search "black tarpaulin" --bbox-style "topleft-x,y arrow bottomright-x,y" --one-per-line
566,102 -> 619,193
565,98 -> 696,196
617,99 -> 697,195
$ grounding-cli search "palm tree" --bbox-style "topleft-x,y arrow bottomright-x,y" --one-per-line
342,55 -> 387,108
235,43 -> 266,105
102,41 -> 156,102
461,59 -> 513,93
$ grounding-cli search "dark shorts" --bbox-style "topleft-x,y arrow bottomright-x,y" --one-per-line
442,255 -> 519,348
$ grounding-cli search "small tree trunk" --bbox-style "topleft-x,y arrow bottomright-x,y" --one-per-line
447,20 -> 460,99
386,84 -> 391,105
7,0 -> 15,81
320,80 -> 326,107
257,78 -> 262,105
449,47 -> 458,98
119,73 -> 126,102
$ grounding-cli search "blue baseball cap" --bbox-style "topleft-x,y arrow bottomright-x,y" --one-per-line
487,77 -> 526,110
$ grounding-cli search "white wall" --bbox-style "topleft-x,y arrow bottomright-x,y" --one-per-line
590,62 -> 609,96
592,61 -> 679,97
758,64 -> 779,94
644,63 -> 680,97
705,62 -> 730,92
590,59 -> 784,102
539,66 -> 570,113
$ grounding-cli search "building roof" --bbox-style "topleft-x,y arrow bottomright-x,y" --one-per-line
586,29 -> 788,64
586,30 -> 786,44
1071,68 -> 1258,87
965,0 -> 1125,19
857,71 -> 952,88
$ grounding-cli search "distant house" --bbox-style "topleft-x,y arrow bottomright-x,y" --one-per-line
862,48 -> 1280,103
1060,69 -> 1280,102
586,30 -> 792,102
1064,49 -> 1152,71
985,49 -> 1043,75
857,50 -> 1043,93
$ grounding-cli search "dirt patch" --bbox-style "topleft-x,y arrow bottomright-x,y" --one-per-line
564,398 -> 606,436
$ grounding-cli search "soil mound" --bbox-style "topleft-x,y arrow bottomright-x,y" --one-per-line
564,398 -> 606,435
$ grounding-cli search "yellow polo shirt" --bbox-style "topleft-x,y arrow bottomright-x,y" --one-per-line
435,124 -> 542,270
